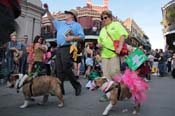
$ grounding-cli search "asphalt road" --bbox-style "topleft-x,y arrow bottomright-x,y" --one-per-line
0,76 -> 175,116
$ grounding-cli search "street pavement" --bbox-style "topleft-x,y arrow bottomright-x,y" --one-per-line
0,76 -> 175,116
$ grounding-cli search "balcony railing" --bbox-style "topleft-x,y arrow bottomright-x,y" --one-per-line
165,24 -> 175,32
41,32 -> 56,39
84,28 -> 99,35
41,28 -> 99,40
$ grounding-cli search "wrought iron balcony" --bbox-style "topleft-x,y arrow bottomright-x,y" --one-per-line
41,32 -> 56,39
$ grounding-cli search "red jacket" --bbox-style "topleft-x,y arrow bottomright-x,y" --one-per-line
137,61 -> 151,75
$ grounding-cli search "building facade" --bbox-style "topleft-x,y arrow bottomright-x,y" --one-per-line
123,18 -> 151,50
41,0 -> 151,50
16,0 -> 44,41
162,0 -> 175,51
41,0 -> 110,41
86,0 -> 108,13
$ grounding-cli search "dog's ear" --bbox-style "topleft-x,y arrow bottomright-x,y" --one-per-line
102,78 -> 108,83
6,71 -> 15,82
14,75 -> 19,80
10,74 -> 19,82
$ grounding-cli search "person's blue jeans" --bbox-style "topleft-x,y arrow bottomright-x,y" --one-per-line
158,63 -> 166,77
19,54 -> 27,74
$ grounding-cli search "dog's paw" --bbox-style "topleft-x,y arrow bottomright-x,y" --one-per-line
37,102 -> 44,105
132,110 -> 137,115
102,114 -> 108,116
122,108 -> 128,113
58,103 -> 64,108
6,81 -> 11,88
102,112 -> 108,116
20,105 -> 27,109
20,101 -> 29,108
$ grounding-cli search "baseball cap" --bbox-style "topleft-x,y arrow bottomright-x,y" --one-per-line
24,35 -> 28,39
64,9 -> 78,22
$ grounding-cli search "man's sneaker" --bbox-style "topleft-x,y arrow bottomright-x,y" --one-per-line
99,94 -> 109,102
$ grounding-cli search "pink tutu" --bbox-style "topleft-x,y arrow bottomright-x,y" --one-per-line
113,69 -> 149,104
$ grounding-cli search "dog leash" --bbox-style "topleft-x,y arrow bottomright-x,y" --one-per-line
103,46 -> 123,71
29,78 -> 33,96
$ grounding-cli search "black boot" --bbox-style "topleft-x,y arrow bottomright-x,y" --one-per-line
75,84 -> 82,96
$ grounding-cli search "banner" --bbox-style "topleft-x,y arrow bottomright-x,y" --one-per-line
125,48 -> 148,70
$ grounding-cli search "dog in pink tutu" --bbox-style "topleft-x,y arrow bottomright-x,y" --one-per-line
91,69 -> 149,116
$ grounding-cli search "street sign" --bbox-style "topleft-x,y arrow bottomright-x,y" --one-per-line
125,48 -> 148,70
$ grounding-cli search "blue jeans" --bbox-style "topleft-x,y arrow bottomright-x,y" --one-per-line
19,54 -> 27,74
158,63 -> 166,76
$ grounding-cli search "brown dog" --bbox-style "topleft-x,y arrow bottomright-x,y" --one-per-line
92,77 -> 140,116
8,74 -> 64,108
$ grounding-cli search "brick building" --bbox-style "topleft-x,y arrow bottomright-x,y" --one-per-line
41,0 -> 110,41
41,0 -> 151,49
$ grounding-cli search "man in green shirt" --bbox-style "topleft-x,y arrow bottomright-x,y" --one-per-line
97,10 -> 128,80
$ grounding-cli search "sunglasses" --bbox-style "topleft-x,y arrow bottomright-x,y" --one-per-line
101,16 -> 108,21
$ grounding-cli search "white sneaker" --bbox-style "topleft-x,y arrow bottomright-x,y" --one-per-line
144,78 -> 149,82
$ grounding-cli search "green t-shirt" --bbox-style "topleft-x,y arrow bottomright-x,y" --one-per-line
98,21 -> 128,58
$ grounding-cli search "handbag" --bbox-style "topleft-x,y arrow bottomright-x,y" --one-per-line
113,40 -> 128,55
105,27 -> 128,56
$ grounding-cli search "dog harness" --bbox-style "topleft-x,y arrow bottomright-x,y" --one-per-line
16,75 -> 34,96
104,83 -> 120,94
101,81 -> 114,93
17,78 -> 33,96
103,82 -> 121,100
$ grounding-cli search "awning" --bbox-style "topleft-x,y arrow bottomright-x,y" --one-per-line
85,35 -> 98,40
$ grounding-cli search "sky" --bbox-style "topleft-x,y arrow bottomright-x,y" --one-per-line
41,0 -> 171,50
